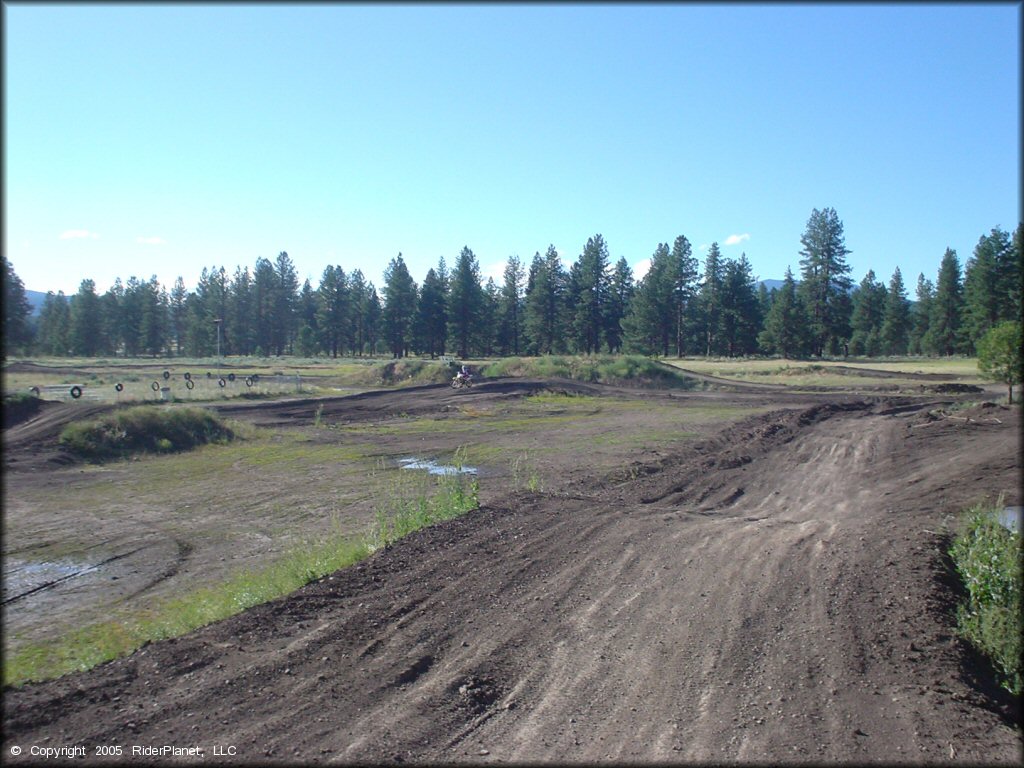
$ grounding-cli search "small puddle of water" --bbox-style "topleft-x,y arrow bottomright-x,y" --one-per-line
3,559 -> 93,597
997,506 -> 1022,534
398,457 -> 478,476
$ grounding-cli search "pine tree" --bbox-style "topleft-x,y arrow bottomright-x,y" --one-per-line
497,255 -> 525,356
625,242 -> 674,356
604,257 -> 634,354
349,270 -> 371,356
68,279 -> 103,356
481,277 -> 500,357
37,291 -> 70,356
671,235 -> 700,356
272,252 -> 299,355
963,227 -> 1018,351
719,254 -> 761,356
317,265 -> 348,358
121,276 -> 146,356
524,246 -> 566,355
699,243 -> 725,356
447,247 -> 485,359
880,267 -> 911,356
228,267 -> 255,357
201,268 -> 228,355
927,248 -> 965,356
169,277 -> 189,356
139,277 -> 168,356
415,267 -> 447,358
757,282 -> 772,328
184,270 -> 214,357
758,266 -> 809,358
797,207 -> 854,356
3,256 -> 32,358
101,279 -> 124,357
382,253 -> 417,358
849,270 -> 887,356
909,274 -> 934,355
252,258 -> 276,356
295,279 -> 319,357
571,234 -> 610,354
364,285 -> 382,355
522,252 -> 544,354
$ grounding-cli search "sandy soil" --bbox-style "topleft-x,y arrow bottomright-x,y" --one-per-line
2,378 -> 1021,764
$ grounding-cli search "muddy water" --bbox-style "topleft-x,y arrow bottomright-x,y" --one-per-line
398,457 -> 478,475
997,506 -> 1021,533
2,558 -> 98,604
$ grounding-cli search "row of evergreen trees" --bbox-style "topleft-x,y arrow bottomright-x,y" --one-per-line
4,209 -> 1021,361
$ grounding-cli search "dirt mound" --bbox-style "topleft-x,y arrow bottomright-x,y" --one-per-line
827,364 -> 959,380
2,401 -> 114,471
3,394 -> 45,429
927,382 -> 985,394
3,397 -> 1020,764
208,377 -> 609,428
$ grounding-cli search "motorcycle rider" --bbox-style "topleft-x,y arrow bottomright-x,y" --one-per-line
453,364 -> 472,387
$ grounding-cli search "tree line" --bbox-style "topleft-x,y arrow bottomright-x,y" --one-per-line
3,209 -> 1021,361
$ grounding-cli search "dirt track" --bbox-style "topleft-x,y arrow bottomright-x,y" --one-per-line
2,382 -> 1021,764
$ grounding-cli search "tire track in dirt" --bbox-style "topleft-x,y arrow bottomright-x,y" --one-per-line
3,401 -> 1020,763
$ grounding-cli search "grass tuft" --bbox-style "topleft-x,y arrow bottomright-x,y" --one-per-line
365,450 -> 479,550
949,499 -> 1022,695
58,406 -> 235,459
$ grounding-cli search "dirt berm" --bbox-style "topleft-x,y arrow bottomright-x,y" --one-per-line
3,399 -> 1021,764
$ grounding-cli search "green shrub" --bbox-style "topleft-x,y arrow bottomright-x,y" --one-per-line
482,355 -> 698,389
949,502 -> 1022,694
59,406 -> 234,459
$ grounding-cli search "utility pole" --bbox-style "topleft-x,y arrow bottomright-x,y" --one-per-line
213,318 -> 223,377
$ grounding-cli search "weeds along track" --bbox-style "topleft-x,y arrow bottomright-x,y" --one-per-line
3,396 -> 1020,763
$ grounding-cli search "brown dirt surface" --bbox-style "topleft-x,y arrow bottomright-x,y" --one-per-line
2,381 -> 1021,764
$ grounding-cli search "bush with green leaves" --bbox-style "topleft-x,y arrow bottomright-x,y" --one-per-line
482,355 -> 698,389
976,321 -> 1022,404
59,405 -> 235,458
949,502 -> 1022,694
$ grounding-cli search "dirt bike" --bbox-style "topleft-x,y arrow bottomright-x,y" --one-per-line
451,373 -> 473,389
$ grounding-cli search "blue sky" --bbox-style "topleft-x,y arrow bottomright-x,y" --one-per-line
4,2 -> 1020,298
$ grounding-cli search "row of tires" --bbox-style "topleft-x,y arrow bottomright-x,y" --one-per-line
141,373 -> 259,390
32,374 -> 260,399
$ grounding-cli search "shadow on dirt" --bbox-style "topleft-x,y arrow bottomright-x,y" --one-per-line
3,394 -> 45,429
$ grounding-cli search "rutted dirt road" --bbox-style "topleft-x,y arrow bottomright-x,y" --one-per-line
2,384 -> 1021,764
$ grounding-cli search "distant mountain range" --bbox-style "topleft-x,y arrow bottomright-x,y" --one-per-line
25,290 -> 48,316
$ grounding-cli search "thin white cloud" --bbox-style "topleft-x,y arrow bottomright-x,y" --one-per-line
698,243 -> 710,252
632,258 -> 652,281
724,233 -> 750,246
136,236 -> 167,245
59,229 -> 99,240
483,260 -> 507,284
